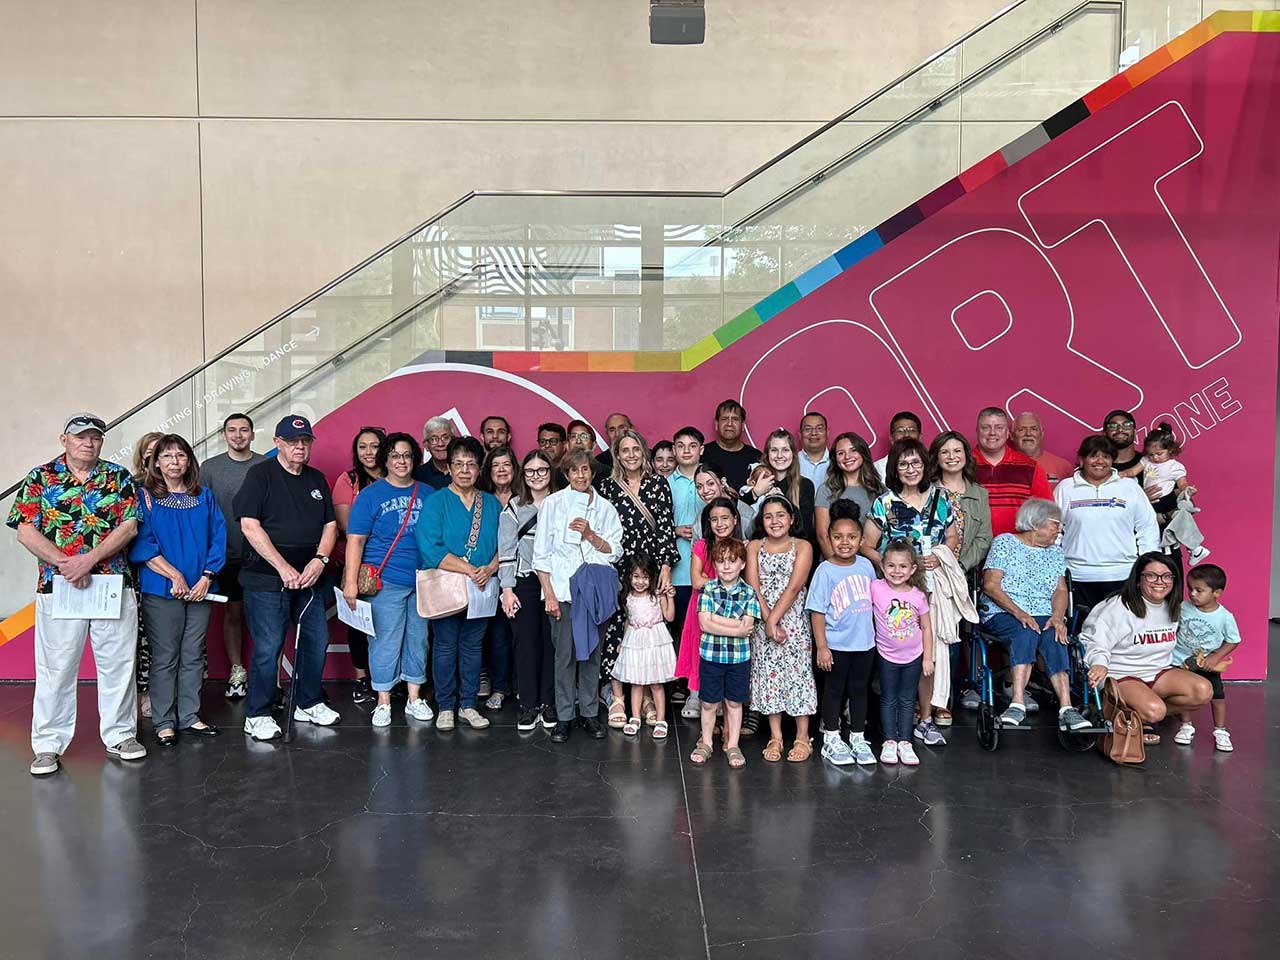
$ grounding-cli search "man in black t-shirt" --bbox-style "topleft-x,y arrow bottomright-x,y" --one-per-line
700,399 -> 762,490
234,415 -> 339,741
1102,409 -> 1142,473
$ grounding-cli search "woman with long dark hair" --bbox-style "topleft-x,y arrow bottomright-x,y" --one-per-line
478,445 -> 526,709
332,426 -> 386,701
815,432 -> 883,560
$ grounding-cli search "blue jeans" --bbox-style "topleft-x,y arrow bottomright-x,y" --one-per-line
982,612 -> 1070,676
367,582 -> 427,691
484,609 -> 514,695
244,587 -> 330,718
432,613 -> 488,711
878,655 -> 923,741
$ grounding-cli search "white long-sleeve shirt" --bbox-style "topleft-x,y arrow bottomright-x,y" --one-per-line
1080,595 -> 1178,681
532,486 -> 624,602
1053,470 -> 1159,583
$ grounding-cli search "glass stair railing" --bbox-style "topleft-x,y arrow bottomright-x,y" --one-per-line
0,0 -> 1170,619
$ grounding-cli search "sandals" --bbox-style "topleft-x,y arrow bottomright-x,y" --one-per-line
763,738 -> 784,763
607,697 -> 627,729
652,720 -> 669,740
690,740 -> 713,764
642,697 -> 658,726
623,716 -> 642,736
934,708 -> 953,727
787,737 -> 813,762
725,746 -> 746,769
740,710 -> 760,738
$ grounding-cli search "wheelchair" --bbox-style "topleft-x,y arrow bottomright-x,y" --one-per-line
968,572 -> 1108,753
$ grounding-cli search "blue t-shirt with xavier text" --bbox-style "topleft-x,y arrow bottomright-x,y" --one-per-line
805,557 -> 876,652
346,479 -> 429,588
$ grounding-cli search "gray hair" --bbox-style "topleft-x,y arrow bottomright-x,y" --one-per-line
421,416 -> 454,438
560,448 -> 594,473
1014,497 -> 1061,533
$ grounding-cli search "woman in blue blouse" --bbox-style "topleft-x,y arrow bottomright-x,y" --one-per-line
129,434 -> 227,745
415,436 -> 500,731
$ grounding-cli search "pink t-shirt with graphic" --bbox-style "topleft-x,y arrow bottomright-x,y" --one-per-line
870,580 -> 929,664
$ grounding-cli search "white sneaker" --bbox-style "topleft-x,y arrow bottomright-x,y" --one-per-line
436,710 -> 455,731
897,741 -> 920,766
405,698 -> 435,722
244,715 -> 282,741
294,702 -> 341,726
821,734 -> 855,766
459,707 -> 490,729
880,740 -> 899,765
849,735 -> 877,765
681,694 -> 701,720
1174,721 -> 1195,745
1190,546 -> 1211,566
371,703 -> 392,727
1213,727 -> 1233,752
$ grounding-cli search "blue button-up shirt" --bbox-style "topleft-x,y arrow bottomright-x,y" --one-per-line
798,450 -> 830,490
667,470 -> 700,586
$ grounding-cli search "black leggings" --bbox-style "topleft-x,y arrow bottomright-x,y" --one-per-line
511,574 -> 555,710
821,649 -> 876,733
347,624 -> 369,672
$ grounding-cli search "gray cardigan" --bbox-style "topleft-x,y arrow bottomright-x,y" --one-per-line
498,497 -> 540,589
952,480 -> 993,573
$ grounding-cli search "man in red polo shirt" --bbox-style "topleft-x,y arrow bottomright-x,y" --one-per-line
973,407 -> 1052,536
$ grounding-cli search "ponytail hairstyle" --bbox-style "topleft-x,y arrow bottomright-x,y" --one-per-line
881,537 -> 926,591
1143,421 -> 1182,457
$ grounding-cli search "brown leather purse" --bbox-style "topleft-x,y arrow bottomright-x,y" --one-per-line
416,494 -> 485,619
1098,678 -> 1145,765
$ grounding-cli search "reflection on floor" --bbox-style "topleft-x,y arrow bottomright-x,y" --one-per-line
0,628 -> 1275,960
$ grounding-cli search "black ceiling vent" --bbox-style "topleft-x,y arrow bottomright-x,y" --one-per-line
650,1 -> 705,44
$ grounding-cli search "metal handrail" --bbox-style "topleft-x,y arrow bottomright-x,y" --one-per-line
0,0 -> 1121,499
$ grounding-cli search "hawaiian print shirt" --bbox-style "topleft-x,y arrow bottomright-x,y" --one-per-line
7,456 -> 139,591
870,485 -> 954,554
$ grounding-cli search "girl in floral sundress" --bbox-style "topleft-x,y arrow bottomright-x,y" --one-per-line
746,493 -> 817,763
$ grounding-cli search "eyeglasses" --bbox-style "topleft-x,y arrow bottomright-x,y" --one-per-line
157,452 -> 188,462
800,425 -> 825,434
568,431 -> 593,441
425,434 -> 451,445
524,467 -> 551,478
898,459 -> 924,470
450,459 -> 478,470
1141,572 -> 1175,584
1105,420 -> 1136,430
537,437 -> 563,447
387,451 -> 415,461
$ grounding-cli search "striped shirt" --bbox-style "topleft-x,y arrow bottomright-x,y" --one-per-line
973,447 -> 1052,537
698,577 -> 762,664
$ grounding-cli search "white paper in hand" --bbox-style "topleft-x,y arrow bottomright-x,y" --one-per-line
332,587 -> 376,636
52,575 -> 125,619
564,491 -> 591,545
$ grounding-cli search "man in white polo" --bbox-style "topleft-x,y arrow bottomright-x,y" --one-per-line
9,412 -> 146,776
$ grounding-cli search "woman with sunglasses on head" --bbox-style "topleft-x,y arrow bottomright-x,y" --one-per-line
332,426 -> 386,703
478,446 -> 525,711
499,450 -> 561,733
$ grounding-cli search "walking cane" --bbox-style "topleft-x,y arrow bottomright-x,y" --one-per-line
282,587 -> 316,744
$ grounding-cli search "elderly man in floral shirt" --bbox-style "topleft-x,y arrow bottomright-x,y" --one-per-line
8,413 -> 145,776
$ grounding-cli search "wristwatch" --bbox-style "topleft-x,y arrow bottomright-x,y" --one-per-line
313,555 -> 330,566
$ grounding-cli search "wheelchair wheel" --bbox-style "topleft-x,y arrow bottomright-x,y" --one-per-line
1056,726 -> 1097,752
977,702 -> 999,752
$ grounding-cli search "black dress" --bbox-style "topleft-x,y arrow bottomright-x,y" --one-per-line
595,473 -> 680,683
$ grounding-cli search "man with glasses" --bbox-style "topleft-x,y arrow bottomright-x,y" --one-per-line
10,412 -> 145,776
873,411 -> 924,479
479,415 -> 511,451
798,412 -> 830,489
414,416 -> 455,491
536,422 -> 568,469
1102,409 -> 1142,473
235,415 -> 340,741
566,419 -> 608,478
973,407 -> 1052,537
200,413 -> 266,699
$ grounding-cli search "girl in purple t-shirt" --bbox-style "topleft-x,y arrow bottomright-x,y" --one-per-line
870,539 -> 934,766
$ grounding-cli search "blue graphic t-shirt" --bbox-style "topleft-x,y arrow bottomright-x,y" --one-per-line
1173,603 -> 1241,663
805,557 -> 876,652
346,479 -> 429,588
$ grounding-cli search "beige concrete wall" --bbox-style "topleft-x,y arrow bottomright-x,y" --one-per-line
0,0 -> 1242,482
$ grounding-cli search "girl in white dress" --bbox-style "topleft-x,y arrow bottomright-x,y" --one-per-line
612,552 -> 676,739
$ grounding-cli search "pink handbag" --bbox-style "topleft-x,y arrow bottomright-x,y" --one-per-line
415,494 -> 484,619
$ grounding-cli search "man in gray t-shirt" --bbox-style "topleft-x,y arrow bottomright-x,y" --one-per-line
200,414 -> 266,698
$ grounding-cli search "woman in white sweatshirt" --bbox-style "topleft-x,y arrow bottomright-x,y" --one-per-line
1082,552 -> 1212,725
1054,434 -> 1159,612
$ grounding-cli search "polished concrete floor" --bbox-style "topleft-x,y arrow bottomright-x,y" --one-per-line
0,631 -> 1277,960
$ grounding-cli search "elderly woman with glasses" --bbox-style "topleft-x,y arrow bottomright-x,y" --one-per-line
979,498 -> 1090,731
1082,552 -> 1212,728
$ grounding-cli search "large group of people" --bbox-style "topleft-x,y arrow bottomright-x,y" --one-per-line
10,398 -> 1236,777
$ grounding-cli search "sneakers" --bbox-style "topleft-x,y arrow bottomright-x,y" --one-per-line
1189,546 -> 1211,566
681,694 -> 701,720
1174,722 -> 1196,745
880,740 -> 899,765
244,715 -> 282,741
405,698 -> 435,722
29,752 -> 60,776
960,688 -> 981,710
913,719 -> 947,746
351,677 -> 374,704
477,673 -> 492,698
371,703 -> 392,727
1059,706 -> 1091,731
541,705 -> 558,730
484,692 -> 506,711
849,734 -> 877,766
225,664 -> 248,699
821,734 -> 856,766
516,708 -> 540,731
106,737 -> 147,761
1000,702 -> 1027,726
1024,696 -> 1040,714
294,702 -> 341,726
1213,727 -> 1233,752
550,720 -> 571,743
897,741 -> 920,766
459,707 -> 490,729
436,710 -> 455,731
